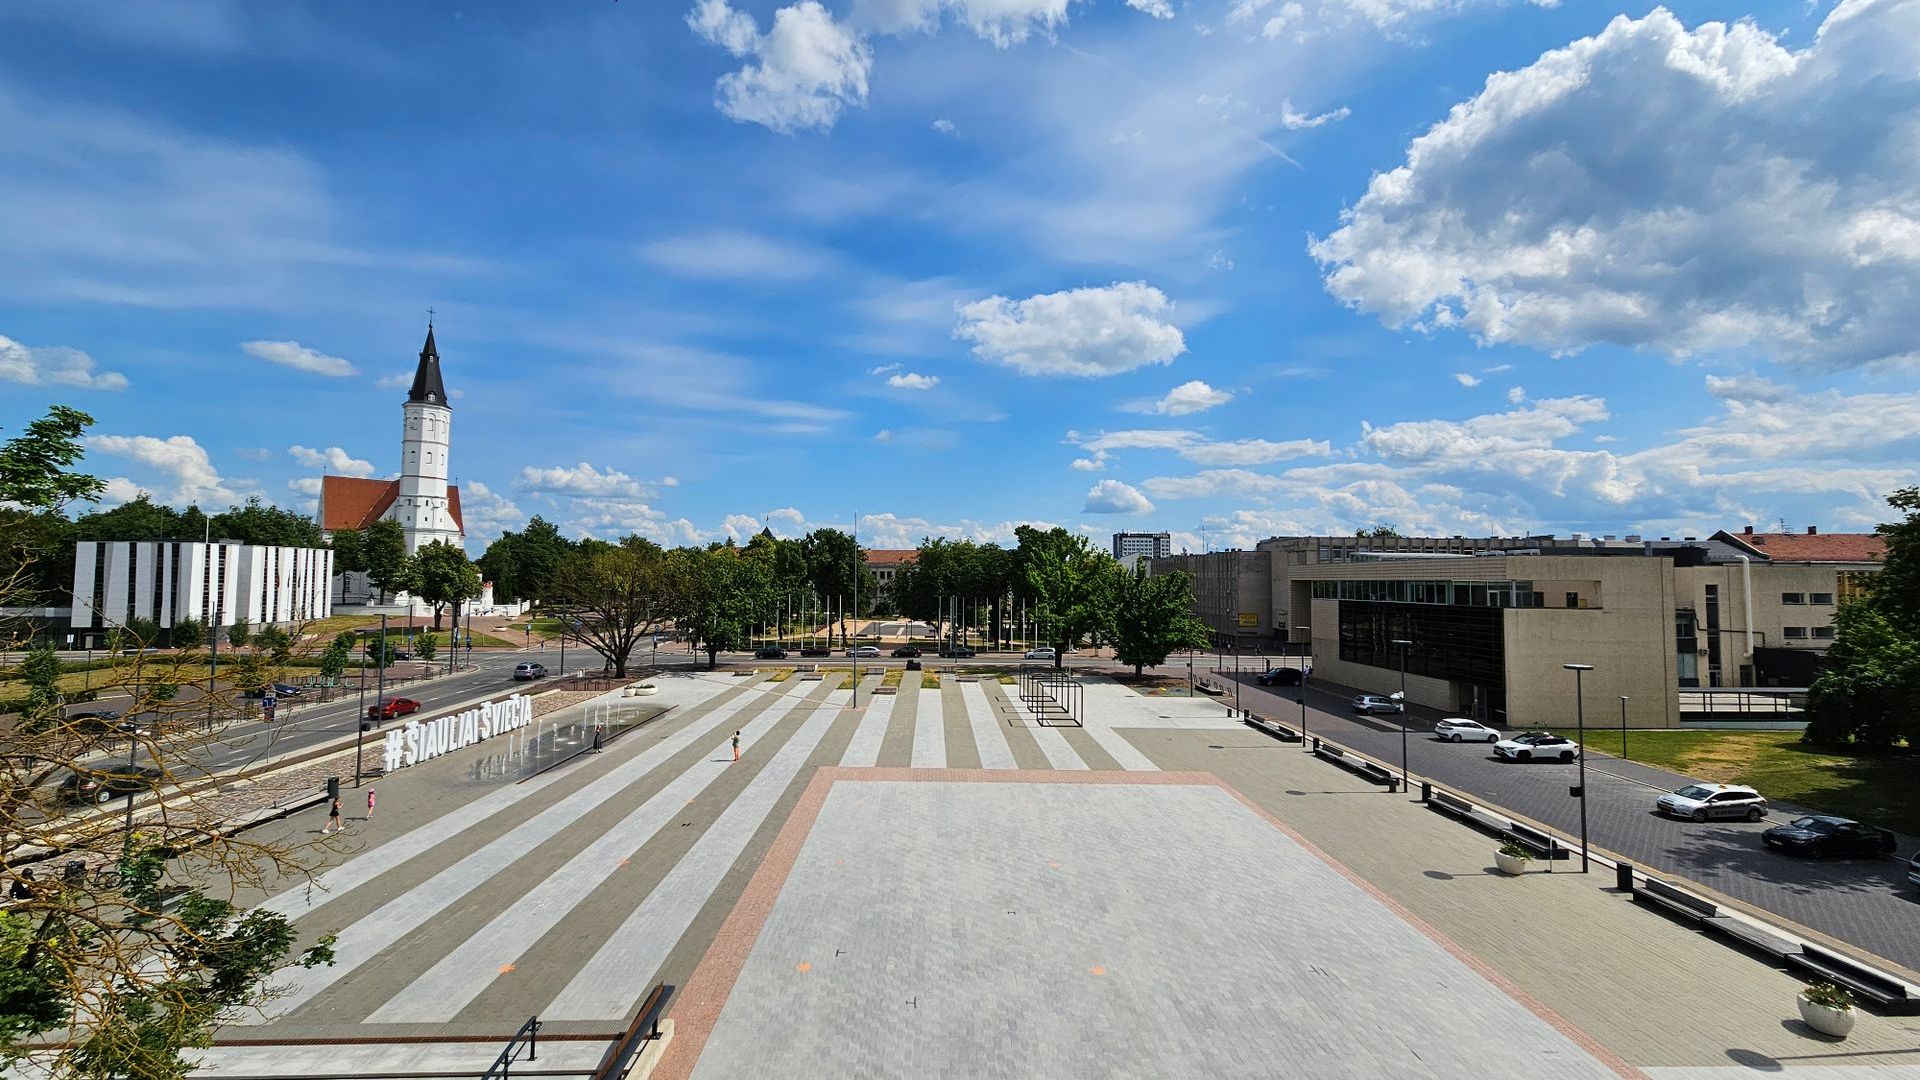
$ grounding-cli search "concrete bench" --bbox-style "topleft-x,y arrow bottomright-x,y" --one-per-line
1506,821 -> 1572,861
1243,715 -> 1299,742
1633,876 -> 1719,925
1700,915 -> 1798,962
1312,744 -> 1396,789
1787,946 -> 1920,1013
1426,790 -> 1518,839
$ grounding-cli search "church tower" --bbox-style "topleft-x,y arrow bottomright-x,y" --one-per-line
395,324 -> 460,555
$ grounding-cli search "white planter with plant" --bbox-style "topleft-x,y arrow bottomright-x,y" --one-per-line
1797,983 -> 1855,1038
632,683 -> 658,696
1494,839 -> 1532,876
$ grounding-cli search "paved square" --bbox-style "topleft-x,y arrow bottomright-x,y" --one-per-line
669,771 -> 1637,1080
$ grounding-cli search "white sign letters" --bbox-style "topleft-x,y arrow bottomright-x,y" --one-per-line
381,694 -> 534,773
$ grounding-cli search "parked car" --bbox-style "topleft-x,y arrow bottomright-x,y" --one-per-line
891,646 -> 921,658
367,696 -> 422,722
938,645 -> 977,658
513,662 -> 549,680
1024,647 -> 1056,661
64,709 -> 123,732
799,646 -> 831,658
269,683 -> 303,698
754,647 -> 788,660
1350,694 -> 1404,715
1255,666 -> 1303,686
1907,850 -> 1920,890
59,764 -> 164,805
1656,783 -> 1768,823
1762,815 -> 1897,858
367,646 -> 412,661
1433,718 -> 1500,743
845,645 -> 881,658
1493,732 -> 1580,762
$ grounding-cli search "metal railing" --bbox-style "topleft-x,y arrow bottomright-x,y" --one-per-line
588,983 -> 673,1080
1017,663 -> 1084,727
482,1015 -> 541,1079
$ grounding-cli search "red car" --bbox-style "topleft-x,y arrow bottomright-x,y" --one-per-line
367,697 -> 421,723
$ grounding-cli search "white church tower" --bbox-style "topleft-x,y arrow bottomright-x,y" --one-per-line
394,324 -> 461,555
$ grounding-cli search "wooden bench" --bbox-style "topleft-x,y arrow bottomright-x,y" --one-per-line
1243,715 -> 1300,742
1787,946 -> 1920,1013
1633,876 -> 1719,925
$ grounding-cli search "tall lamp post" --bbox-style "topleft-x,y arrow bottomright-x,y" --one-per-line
850,512 -> 862,710
1391,638 -> 1412,791
1619,695 -> 1630,761
1564,662 -> 1594,873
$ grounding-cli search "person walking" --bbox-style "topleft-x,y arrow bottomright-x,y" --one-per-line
732,731 -> 741,762
365,788 -> 376,819
324,797 -> 344,834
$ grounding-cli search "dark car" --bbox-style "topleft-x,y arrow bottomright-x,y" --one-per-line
65,709 -> 124,732
270,683 -> 303,698
367,696 -> 422,722
1255,666 -> 1303,686
799,646 -> 831,657
1762,815 -> 1898,858
754,647 -> 788,660
59,765 -> 164,805
938,645 -> 977,658
891,646 -> 922,658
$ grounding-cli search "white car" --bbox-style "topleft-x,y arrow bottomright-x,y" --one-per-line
1433,718 -> 1500,743
1657,783 -> 1768,823
1024,647 -> 1056,661
844,645 -> 881,658
1492,732 -> 1581,762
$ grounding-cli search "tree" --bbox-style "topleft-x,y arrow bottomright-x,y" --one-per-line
362,519 -> 409,604
168,617 -> 207,651
1015,526 -> 1119,668
673,545 -> 773,670
1355,524 -> 1401,538
318,634 -> 351,685
414,631 -> 438,663
1869,487 -> 1920,636
1806,489 -> 1920,746
18,642 -> 63,726
547,539 -> 673,677
252,625 -> 292,664
0,406 -> 104,511
208,497 -> 325,548
125,617 -> 162,648
799,529 -> 871,642
1108,564 -> 1212,677
329,528 -> 366,575
411,540 -> 482,631
226,621 -> 251,649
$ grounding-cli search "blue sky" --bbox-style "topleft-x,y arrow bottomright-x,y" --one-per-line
3,0 -> 1917,552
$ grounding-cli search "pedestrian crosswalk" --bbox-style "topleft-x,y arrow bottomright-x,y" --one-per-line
249,670 -> 1162,1033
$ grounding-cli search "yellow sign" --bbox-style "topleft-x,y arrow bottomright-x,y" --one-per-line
1237,612 -> 1260,628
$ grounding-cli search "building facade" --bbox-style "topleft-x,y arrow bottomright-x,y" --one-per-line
1148,549 -> 1274,648
864,549 -> 917,610
1113,532 -> 1172,560
68,540 -> 332,646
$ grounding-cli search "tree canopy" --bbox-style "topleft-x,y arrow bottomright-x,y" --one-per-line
1805,488 -> 1920,747
1108,564 -> 1212,676
547,538 -> 673,676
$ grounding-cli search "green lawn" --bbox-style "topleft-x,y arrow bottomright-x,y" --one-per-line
1550,728 -> 1920,837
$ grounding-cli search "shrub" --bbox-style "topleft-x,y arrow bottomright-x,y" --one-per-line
1497,838 -> 1534,860
1802,982 -> 1853,1011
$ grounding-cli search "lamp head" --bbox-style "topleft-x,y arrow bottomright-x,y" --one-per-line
1563,663 -> 1594,672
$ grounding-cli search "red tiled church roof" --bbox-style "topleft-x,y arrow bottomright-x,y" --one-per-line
1712,529 -> 1884,564
319,475 -> 464,534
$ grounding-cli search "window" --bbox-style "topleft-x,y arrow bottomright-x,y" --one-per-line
1781,592 -> 1804,605
1565,592 -> 1579,608
1809,592 -> 1833,605
1812,626 -> 1836,640
1782,626 -> 1808,639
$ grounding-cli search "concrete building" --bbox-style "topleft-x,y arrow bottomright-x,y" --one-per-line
1112,532 -> 1172,560
68,539 -> 332,647
1149,549 -> 1273,649
865,549 -> 916,610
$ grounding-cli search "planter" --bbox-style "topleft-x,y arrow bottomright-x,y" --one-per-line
631,685 -> 659,697
1797,994 -> 1855,1038
1494,851 -> 1531,876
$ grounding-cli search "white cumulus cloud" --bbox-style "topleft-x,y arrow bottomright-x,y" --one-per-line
0,334 -> 128,391
1150,380 -> 1234,415
690,1 -> 872,134
241,339 -> 356,377
954,281 -> 1186,377
886,371 -> 940,390
1452,373 -> 1481,388
1083,478 -> 1156,515
91,433 -> 254,508
517,462 -> 654,499
288,445 -> 375,477
1311,2 -> 1920,370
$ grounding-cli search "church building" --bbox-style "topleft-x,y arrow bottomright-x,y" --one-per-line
319,326 -> 467,604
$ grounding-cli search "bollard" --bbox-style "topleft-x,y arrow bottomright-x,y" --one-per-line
1616,861 -> 1634,892
1311,736 -> 1321,752
1420,780 -> 1431,803
1387,777 -> 1400,794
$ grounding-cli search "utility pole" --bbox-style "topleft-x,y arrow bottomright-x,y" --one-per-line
1566,663 -> 1595,872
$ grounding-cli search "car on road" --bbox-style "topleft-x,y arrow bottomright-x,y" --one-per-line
1255,666 -> 1303,686
1908,850 -> 1920,890
799,646 -> 831,657
1492,732 -> 1580,762
1762,815 -> 1898,858
270,683 -> 304,698
1024,647 -> 1056,661
753,647 -> 788,660
367,696 -> 422,722
938,645 -> 977,658
1433,718 -> 1500,743
1656,783 -> 1768,823
845,645 -> 881,658
1350,694 -> 1405,715
891,646 -> 921,658
59,764 -> 164,805
368,646 -> 412,661
513,662 -> 549,680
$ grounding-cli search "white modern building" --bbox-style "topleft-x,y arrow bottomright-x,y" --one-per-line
68,540 -> 332,647
1113,532 -> 1172,560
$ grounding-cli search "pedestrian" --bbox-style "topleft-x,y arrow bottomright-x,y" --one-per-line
9,868 -> 35,901
591,726 -> 605,754
732,730 -> 741,762
324,796 -> 343,834
365,788 -> 376,819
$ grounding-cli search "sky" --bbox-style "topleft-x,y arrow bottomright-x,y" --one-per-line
2,0 -> 1918,555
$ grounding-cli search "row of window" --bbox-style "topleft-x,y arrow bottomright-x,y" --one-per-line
1781,592 -> 1835,605
1783,626 -> 1836,640
1312,579 -> 1543,608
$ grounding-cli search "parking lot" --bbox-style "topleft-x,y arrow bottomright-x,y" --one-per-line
1227,671 -> 1920,978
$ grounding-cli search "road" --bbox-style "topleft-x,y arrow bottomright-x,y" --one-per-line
1216,667 -> 1920,977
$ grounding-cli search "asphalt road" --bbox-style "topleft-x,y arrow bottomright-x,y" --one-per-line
1218,668 -> 1920,977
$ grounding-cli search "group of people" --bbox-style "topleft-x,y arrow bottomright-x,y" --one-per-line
323,787 -> 375,834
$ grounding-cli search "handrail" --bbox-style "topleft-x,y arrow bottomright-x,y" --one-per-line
588,982 -> 673,1080
482,1015 -> 540,1079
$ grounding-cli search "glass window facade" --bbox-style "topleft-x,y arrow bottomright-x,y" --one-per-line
1336,601 -> 1505,687
1311,578 -> 1540,608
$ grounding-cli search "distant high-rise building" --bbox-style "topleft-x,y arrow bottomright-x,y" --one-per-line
1113,532 -> 1172,560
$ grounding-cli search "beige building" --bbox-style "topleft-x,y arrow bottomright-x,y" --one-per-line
1149,549 -> 1272,648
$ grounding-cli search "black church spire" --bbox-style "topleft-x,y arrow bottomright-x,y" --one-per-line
408,323 -> 449,408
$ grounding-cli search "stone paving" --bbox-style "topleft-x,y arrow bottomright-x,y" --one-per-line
205,671 -> 1920,1078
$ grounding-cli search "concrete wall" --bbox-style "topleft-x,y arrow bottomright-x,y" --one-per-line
1501,557 -> 1680,729
1673,562 -> 1844,685
1151,550 -> 1274,646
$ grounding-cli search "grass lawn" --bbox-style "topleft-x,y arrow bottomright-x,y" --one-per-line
1550,728 -> 1920,838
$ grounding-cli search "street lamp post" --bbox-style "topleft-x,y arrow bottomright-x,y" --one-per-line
851,512 -> 862,710
1565,663 -> 1594,873
1619,695 -> 1629,761
1392,638 -> 1412,791
1233,644 -> 1241,718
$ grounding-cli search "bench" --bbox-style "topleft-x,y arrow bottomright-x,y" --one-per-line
1633,877 -> 1719,925
1426,790 -> 1519,838
1787,946 -> 1920,1013
1506,821 -> 1572,860
1700,915 -> 1798,962
1243,715 -> 1300,742
1312,744 -> 1396,788
871,686 -> 898,696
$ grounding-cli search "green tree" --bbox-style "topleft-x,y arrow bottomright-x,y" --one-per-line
72,494 -> 190,543
329,527 -> 366,574
411,540 -> 482,631
0,406 -> 105,511
1108,564 -> 1212,677
252,625 -> 292,664
18,642 -> 63,727
1806,488 -> 1920,746
475,532 -> 520,603
226,621 -> 251,649
673,545 -> 773,670
125,617 -> 162,648
1355,524 -> 1401,538
1869,487 -> 1920,635
318,634 -> 351,685
548,539 -> 673,676
414,631 -> 438,663
1015,526 -> 1118,668
799,529 -> 871,642
168,616 -> 207,651
362,519 -> 410,604
364,635 -> 397,668
208,496 -> 325,548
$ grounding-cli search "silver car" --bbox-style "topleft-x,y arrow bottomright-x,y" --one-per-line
1351,694 -> 1404,715
1656,783 -> 1768,823
513,662 -> 548,681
